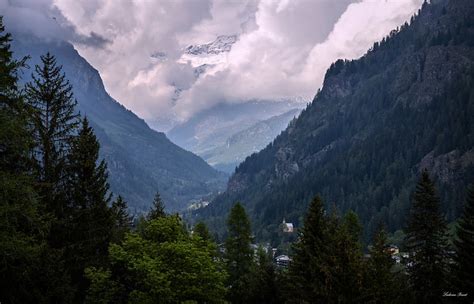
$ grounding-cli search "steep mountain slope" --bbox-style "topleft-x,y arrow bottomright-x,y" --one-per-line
202,108 -> 301,173
197,0 -> 474,242
167,100 -> 304,172
13,35 -> 227,212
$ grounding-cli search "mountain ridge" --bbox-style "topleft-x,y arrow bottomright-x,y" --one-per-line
12,34 -> 227,212
196,0 -> 474,242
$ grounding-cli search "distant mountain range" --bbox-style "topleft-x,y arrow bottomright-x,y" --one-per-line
167,100 -> 304,172
184,35 -> 238,56
12,34 -> 227,213
197,0 -> 474,242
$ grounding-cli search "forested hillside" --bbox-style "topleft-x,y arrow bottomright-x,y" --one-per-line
198,0 -> 474,241
12,35 -> 226,212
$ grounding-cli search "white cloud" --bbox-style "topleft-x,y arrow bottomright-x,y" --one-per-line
2,0 -> 423,129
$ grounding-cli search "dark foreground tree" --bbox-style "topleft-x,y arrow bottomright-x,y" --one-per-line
454,185 -> 474,299
287,197 -> 366,303
330,211 -> 365,302
287,196 -> 329,303
66,117 -> 114,300
225,202 -> 254,303
363,224 -> 401,303
26,52 -> 79,217
404,171 -> 449,303
249,246 -> 282,304
0,16 -> 42,303
0,18 -> 73,303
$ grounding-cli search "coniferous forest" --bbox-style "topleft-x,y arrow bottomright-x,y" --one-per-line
1,0 -> 474,303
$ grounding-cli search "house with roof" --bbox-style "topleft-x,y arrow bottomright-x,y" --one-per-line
275,255 -> 291,268
281,218 -> 294,233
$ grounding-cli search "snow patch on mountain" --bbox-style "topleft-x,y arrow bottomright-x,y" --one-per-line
178,35 -> 238,75
184,35 -> 238,56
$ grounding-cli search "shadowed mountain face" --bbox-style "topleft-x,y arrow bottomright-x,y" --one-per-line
168,100 -> 304,172
197,0 -> 474,242
13,35 -> 227,213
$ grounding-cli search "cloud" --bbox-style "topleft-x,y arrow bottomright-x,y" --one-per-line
2,0 -> 424,129
171,0 -> 423,120
0,0 -> 110,48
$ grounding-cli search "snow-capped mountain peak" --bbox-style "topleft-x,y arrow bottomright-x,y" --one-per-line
184,35 -> 238,56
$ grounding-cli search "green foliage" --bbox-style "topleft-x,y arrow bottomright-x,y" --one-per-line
363,225 -> 405,303
147,191 -> 166,220
248,247 -> 282,304
0,18 -> 75,303
287,196 -> 329,303
404,171 -> 449,302
194,221 -> 212,241
26,52 -> 79,217
453,185 -> 474,299
64,117 -> 114,299
86,215 -> 227,303
84,267 -> 119,304
328,211 -> 365,303
287,196 -> 365,303
111,195 -> 132,243
225,202 -> 255,303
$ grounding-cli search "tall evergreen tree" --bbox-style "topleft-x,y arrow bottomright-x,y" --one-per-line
66,117 -> 113,300
287,195 -> 329,303
25,52 -> 79,217
111,195 -> 132,243
364,224 -> 399,303
0,16 -> 42,303
454,185 -> 474,299
225,202 -> 254,303
331,211 -> 364,303
0,18 -> 73,303
148,191 -> 166,220
404,170 -> 449,303
249,246 -> 282,304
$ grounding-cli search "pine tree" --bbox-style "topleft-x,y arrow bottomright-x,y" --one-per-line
343,210 -> 363,247
225,202 -> 254,303
454,185 -> 474,298
0,18 -> 73,303
194,221 -> 212,242
0,16 -> 42,303
404,170 -> 449,303
331,211 -> 364,302
25,52 -> 79,217
287,195 -> 329,303
364,224 -> 399,303
148,191 -> 166,220
249,246 -> 281,304
66,117 -> 114,300
111,195 -> 132,243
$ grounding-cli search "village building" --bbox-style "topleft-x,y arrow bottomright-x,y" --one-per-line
275,255 -> 291,268
281,218 -> 294,233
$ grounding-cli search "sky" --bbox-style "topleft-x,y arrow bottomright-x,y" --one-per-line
2,0 -> 423,130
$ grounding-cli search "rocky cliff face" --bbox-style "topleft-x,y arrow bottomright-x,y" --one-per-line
198,0 -> 474,241
13,35 -> 227,213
